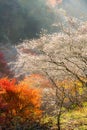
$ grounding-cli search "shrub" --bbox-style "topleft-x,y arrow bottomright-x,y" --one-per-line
0,77 -> 42,129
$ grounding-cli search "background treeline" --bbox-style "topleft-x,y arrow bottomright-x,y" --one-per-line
0,0 -> 55,43
0,0 -> 87,44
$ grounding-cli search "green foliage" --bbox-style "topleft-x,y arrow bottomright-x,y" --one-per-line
41,115 -> 57,126
61,106 -> 87,130
41,106 -> 87,130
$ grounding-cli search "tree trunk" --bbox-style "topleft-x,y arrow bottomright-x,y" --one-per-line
57,113 -> 61,130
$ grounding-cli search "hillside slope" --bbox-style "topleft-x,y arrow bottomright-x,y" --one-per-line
0,22 -> 87,80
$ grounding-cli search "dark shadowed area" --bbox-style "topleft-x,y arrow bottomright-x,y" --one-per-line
0,0 -> 87,44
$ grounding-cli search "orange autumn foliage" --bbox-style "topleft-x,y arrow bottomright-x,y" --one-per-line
22,73 -> 51,88
0,77 -> 42,127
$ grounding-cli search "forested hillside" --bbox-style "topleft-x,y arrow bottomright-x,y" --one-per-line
0,0 -> 87,43
0,0 -> 87,130
0,0 -> 56,43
